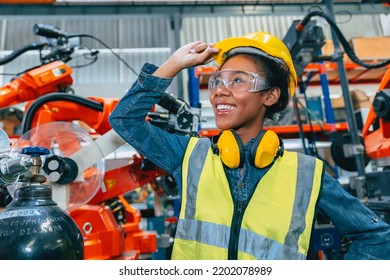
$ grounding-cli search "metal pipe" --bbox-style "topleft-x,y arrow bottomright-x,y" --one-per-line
324,0 -> 367,195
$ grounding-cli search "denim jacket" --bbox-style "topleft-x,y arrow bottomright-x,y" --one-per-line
109,63 -> 390,260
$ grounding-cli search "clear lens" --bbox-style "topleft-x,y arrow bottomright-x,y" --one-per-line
209,70 -> 269,94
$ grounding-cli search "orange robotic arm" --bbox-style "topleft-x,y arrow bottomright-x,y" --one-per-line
0,61 -> 73,108
362,66 -> 390,160
21,95 -> 163,259
22,94 -> 118,135
22,94 -> 166,203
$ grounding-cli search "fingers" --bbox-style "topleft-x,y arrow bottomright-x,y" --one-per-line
198,44 -> 219,63
189,42 -> 217,54
170,41 -> 219,69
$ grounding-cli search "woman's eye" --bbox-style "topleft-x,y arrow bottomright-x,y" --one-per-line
215,79 -> 224,87
231,77 -> 244,84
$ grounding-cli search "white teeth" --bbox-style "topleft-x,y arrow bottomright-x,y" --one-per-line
216,104 -> 235,110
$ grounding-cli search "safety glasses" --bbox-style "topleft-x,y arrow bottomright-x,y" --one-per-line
208,70 -> 270,94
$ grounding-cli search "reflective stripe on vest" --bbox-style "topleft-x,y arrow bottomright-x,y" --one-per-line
172,137 -> 323,260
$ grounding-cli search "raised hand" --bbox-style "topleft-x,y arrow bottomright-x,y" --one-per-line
154,41 -> 218,78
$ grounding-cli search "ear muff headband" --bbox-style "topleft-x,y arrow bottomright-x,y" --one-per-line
217,130 -> 244,169
251,130 -> 281,169
214,129 -> 283,169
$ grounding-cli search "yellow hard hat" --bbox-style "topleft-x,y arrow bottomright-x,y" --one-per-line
213,32 -> 297,96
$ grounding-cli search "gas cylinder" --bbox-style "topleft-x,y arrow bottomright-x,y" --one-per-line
0,147 -> 84,260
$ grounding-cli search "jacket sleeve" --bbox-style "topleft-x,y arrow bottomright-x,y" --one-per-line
109,63 -> 190,177
318,172 -> 390,260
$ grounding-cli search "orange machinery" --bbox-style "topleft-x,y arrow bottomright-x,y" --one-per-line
17,92 -> 168,260
362,66 -> 390,161
360,66 -> 390,222
0,60 -> 74,108
14,95 -> 170,260
0,24 -> 170,260
0,22 -> 101,110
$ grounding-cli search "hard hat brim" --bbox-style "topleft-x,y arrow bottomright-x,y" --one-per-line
213,37 -> 268,66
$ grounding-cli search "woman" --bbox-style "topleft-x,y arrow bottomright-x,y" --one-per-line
109,32 -> 390,260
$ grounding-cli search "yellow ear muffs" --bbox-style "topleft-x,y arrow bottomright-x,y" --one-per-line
212,129 -> 283,169
216,129 -> 245,169
250,130 -> 283,169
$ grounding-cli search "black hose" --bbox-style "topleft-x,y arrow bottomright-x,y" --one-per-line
299,11 -> 390,69
21,93 -> 104,134
0,43 -> 46,65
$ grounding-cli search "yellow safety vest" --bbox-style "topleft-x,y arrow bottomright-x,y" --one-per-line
171,137 -> 324,260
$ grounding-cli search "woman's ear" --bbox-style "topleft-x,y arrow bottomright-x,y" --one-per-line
263,87 -> 281,107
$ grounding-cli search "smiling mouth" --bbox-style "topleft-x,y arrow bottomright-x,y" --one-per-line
216,104 -> 236,111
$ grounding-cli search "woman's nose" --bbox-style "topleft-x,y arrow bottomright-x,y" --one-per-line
214,84 -> 231,96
